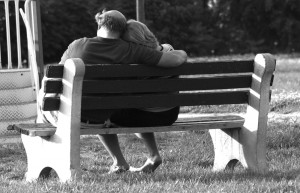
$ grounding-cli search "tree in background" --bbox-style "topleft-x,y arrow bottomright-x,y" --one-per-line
144,0 -> 219,56
41,0 -> 96,62
2,0 -> 300,63
210,0 -> 300,53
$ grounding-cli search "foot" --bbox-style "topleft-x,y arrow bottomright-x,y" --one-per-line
108,165 -> 129,174
129,157 -> 162,173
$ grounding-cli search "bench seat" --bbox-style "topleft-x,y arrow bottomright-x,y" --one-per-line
10,115 -> 244,136
9,123 -> 56,137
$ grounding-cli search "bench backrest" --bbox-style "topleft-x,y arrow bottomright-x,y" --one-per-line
41,54 -> 276,113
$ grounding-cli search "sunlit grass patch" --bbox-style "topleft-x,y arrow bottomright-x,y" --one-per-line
270,91 -> 300,113
180,104 -> 247,114
267,116 -> 300,149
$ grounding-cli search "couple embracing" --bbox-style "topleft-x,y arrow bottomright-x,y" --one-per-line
39,10 -> 187,174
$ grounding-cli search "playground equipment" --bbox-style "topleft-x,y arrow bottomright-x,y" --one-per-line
0,0 -> 144,143
0,0 -> 43,142
136,0 -> 145,23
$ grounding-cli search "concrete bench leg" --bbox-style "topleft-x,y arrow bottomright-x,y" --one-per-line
209,128 -> 244,171
21,134 -> 81,182
239,106 -> 267,173
209,109 -> 267,173
20,58 -> 85,182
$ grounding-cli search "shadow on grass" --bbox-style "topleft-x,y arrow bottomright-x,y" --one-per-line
76,166 -> 300,187
155,168 -> 300,184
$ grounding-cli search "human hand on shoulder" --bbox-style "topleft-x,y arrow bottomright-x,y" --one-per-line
160,44 -> 174,52
157,49 -> 187,68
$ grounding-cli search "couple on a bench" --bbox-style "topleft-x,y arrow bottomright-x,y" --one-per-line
38,10 -> 187,174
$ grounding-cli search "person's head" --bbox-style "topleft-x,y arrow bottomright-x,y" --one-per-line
95,10 -> 127,36
122,19 -> 159,49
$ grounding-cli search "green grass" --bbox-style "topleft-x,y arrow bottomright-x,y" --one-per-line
1,54 -> 300,192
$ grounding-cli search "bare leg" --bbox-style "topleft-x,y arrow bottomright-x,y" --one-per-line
98,134 -> 129,173
131,132 -> 162,173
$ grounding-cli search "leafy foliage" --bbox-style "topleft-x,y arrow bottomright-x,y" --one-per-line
1,0 -> 300,63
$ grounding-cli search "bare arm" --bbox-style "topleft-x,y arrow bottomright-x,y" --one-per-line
156,50 -> 187,68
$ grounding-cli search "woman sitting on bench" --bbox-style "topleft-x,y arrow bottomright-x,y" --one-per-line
105,19 -> 180,173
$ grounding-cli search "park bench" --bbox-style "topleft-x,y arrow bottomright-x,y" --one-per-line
9,53 -> 276,182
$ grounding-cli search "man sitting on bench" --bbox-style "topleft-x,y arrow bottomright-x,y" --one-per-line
38,10 -> 187,174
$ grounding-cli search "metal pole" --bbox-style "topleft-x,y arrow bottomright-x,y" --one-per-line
136,0 -> 145,23
15,0 -> 22,68
4,0 -> 12,69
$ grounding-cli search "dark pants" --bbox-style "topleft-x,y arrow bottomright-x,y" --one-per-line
110,107 -> 180,127
81,107 -> 180,127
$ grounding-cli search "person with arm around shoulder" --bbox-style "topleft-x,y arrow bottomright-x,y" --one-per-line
38,10 -> 187,174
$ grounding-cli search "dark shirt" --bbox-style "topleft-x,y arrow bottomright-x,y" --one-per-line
60,37 -> 163,65
58,36 -> 163,122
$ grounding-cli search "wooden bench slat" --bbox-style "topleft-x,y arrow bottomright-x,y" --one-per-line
80,115 -> 245,135
44,80 -> 62,93
270,74 -> 275,86
81,75 -> 252,94
45,61 -> 254,78
12,123 -> 56,137
73,61 -> 253,78
42,97 -> 60,111
81,91 -> 248,110
12,115 -> 244,137
44,74 -> 252,94
175,115 -> 243,123
42,90 -> 249,111
46,65 -> 63,78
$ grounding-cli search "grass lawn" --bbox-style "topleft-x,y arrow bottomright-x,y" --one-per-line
1,54 -> 300,192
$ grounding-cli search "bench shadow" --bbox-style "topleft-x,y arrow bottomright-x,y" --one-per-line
79,166 -> 300,186
120,168 -> 300,185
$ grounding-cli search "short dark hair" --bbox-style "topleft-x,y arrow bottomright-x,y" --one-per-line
95,11 -> 127,34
